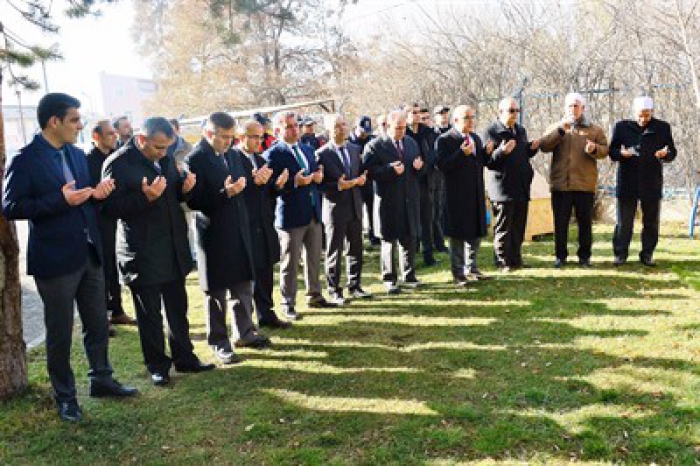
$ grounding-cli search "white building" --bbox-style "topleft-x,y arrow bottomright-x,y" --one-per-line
99,72 -> 157,126
3,105 -> 39,156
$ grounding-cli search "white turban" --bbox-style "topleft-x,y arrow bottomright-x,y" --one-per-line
564,92 -> 586,107
633,96 -> 654,112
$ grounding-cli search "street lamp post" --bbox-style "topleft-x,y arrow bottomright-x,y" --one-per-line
15,88 -> 27,145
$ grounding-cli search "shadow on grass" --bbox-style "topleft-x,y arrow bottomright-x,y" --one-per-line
3,226 -> 700,464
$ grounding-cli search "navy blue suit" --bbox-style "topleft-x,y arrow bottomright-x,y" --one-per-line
3,134 -> 102,277
2,133 -> 112,404
263,140 -> 325,311
264,142 -> 322,230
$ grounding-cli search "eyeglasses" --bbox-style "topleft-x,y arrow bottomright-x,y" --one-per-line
508,108 -> 520,114
246,134 -> 263,139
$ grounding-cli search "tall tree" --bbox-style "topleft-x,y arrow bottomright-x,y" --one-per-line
0,0 -> 113,400
134,0 -> 358,116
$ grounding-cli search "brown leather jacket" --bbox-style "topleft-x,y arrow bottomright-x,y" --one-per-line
540,116 -> 609,193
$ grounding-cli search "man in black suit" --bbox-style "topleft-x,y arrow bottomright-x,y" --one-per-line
112,116 -> 133,149
102,117 -> 215,386
264,111 -> 333,321
185,113 -> 273,365
432,105 -> 451,254
436,105 -> 492,285
3,93 -> 138,422
483,97 -> 540,272
363,110 -> 425,294
235,120 -> 292,329
406,103 -> 439,266
86,120 -> 136,327
609,96 -> 677,266
316,114 -> 372,305
348,115 -> 379,247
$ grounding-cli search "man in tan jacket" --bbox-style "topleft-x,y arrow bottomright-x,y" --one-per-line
540,92 -> 608,268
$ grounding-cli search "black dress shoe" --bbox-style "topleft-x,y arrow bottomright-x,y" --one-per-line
284,308 -> 302,321
90,378 -> 140,398
235,335 -> 273,350
307,298 -> 337,309
259,317 -> 293,329
640,256 -> 656,267
57,400 -> 83,422
423,255 -> 437,266
174,361 -> 216,373
151,372 -> 170,386
579,258 -> 592,268
613,256 -> 627,266
554,258 -> 566,269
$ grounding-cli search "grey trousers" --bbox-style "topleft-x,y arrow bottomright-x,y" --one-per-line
325,217 -> 363,294
380,235 -> 417,284
449,237 -> 482,278
277,219 -> 323,309
34,249 -> 112,403
205,281 -> 256,351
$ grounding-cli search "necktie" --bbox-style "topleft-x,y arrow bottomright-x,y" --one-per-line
153,160 -> 162,175
339,146 -> 351,176
219,153 -> 229,172
60,149 -> 75,184
394,140 -> 404,160
292,145 -> 308,174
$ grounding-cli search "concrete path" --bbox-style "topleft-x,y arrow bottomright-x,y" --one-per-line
16,221 -> 46,349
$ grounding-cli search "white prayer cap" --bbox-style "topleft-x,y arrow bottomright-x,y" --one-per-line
633,96 -> 654,112
564,92 -> 586,106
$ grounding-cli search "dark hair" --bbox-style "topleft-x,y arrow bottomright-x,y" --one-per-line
112,116 -> 129,130
92,119 -> 110,136
141,117 -> 175,139
37,93 -> 81,129
168,118 -> 180,131
208,112 -> 235,130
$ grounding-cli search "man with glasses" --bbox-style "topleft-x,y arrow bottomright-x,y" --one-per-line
265,111 -> 333,321
363,110 -> 425,294
436,105 -> 492,285
540,92 -> 609,268
609,96 -> 676,267
236,119 -> 292,329
483,97 -> 540,272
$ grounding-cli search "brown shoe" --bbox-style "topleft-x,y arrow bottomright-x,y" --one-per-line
110,313 -> 137,326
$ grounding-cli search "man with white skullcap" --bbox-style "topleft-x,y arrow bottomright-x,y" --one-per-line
608,96 -> 677,266
540,92 -> 609,268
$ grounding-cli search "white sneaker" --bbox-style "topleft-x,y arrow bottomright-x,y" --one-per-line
349,288 -> 372,299
384,282 -> 400,294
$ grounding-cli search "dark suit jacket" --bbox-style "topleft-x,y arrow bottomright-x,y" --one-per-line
435,129 -> 489,240
609,117 -> 676,200
263,141 -> 322,230
2,134 -> 102,278
482,120 -> 538,202
316,141 -> 363,225
362,135 -> 424,240
185,139 -> 254,291
237,149 -> 281,271
87,146 -> 117,242
101,139 -> 193,287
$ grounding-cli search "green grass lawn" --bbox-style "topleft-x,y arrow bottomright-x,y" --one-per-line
2,224 -> 700,465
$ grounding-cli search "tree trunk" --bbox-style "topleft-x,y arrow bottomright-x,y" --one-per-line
0,70 -> 28,400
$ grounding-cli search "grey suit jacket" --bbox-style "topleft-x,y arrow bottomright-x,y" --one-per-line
316,141 -> 363,225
